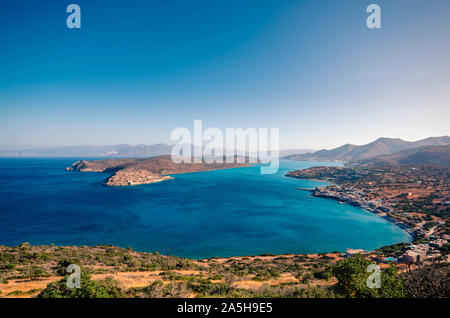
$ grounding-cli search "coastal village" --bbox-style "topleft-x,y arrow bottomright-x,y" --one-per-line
287,165 -> 450,268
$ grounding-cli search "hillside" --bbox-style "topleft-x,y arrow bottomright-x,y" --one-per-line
353,145 -> 450,167
1,243 -> 447,298
0,244 -> 344,298
284,136 -> 450,162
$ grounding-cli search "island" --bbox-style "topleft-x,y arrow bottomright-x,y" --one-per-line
66,155 -> 251,186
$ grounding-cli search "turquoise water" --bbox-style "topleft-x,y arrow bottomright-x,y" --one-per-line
0,158 -> 410,258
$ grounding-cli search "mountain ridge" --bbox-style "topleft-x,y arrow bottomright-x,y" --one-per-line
284,136 -> 450,162
353,145 -> 450,167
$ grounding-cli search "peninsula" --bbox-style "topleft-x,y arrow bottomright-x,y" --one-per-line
286,164 -> 449,264
66,155 -> 251,186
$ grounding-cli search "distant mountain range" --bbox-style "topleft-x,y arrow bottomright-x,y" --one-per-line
284,136 -> 450,163
278,149 -> 315,157
0,144 -> 173,158
0,144 -> 314,158
2,136 -> 449,166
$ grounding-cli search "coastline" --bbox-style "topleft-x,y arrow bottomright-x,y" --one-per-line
294,183 -> 415,241
284,164 -> 422,244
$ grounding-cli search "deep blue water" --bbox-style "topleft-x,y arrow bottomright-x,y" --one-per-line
0,158 -> 410,258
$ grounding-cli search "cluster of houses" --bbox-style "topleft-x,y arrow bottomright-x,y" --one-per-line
392,241 -> 448,264
344,238 -> 448,266
312,186 -> 443,234
312,186 -> 391,212
312,185 -> 449,265
399,244 -> 430,264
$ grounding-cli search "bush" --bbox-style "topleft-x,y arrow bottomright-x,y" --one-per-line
301,273 -> 313,284
127,280 -> 188,298
55,259 -> 82,276
209,274 -> 224,280
38,274 -> 123,298
332,255 -> 406,298
313,269 -> 333,280
438,244 -> 450,256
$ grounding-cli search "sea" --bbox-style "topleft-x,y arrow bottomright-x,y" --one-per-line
0,158 -> 411,259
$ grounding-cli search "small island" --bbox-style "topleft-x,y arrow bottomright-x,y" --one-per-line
66,155 -> 251,186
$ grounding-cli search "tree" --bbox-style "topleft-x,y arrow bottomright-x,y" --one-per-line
38,274 -> 123,298
332,254 -> 406,298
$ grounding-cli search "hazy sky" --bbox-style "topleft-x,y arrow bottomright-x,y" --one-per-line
0,0 -> 449,150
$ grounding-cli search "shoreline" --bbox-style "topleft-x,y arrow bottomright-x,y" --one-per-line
2,159 -> 415,260
67,161 -> 412,255
0,242 -> 386,262
287,169 -> 414,240
294,184 -> 415,241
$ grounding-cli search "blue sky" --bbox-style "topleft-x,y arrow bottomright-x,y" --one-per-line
0,0 -> 449,150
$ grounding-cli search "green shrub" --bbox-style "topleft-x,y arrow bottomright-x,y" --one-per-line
332,255 -> 406,298
301,272 -> 313,284
38,274 -> 123,298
